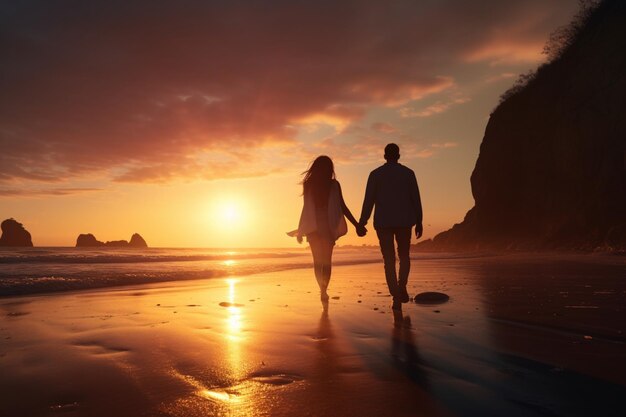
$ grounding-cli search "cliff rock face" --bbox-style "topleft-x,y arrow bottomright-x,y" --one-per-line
129,233 -> 148,248
424,0 -> 626,251
76,233 -> 148,248
0,218 -> 33,247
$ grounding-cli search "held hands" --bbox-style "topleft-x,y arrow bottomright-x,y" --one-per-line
415,224 -> 423,239
356,223 -> 368,237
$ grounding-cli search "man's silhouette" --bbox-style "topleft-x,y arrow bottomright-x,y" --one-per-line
359,143 -> 423,310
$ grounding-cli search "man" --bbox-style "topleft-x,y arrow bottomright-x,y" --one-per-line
359,143 -> 423,310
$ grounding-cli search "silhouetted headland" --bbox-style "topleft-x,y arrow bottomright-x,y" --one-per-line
76,233 -> 148,248
0,218 -> 33,247
419,0 -> 626,252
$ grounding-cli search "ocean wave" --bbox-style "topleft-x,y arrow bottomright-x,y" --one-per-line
0,248 -> 305,264
0,257 -> 384,297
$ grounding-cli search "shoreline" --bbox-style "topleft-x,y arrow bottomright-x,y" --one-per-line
2,250 -> 624,299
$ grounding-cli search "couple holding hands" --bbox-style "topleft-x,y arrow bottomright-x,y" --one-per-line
290,143 -> 423,311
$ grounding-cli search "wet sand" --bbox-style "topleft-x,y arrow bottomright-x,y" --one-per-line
1,254 -> 625,417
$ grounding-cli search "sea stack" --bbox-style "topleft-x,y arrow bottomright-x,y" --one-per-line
420,0 -> 626,251
129,233 -> 148,248
104,240 -> 129,247
76,233 -> 105,247
0,218 -> 33,247
76,233 -> 148,248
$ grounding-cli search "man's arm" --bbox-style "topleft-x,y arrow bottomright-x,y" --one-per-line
359,172 -> 376,226
410,171 -> 423,238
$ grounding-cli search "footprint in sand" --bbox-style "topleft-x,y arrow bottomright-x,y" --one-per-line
311,336 -> 328,341
6,311 -> 30,317
249,371 -> 304,386
219,302 -> 244,307
49,402 -> 80,412
72,341 -> 129,355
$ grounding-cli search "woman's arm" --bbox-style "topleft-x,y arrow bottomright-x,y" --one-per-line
336,181 -> 359,227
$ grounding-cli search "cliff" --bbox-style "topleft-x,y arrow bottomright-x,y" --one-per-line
0,218 -> 33,247
422,0 -> 626,251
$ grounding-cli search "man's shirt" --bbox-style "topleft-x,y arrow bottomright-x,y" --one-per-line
360,162 -> 423,229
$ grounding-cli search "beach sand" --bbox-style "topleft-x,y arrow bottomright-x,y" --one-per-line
1,254 -> 625,417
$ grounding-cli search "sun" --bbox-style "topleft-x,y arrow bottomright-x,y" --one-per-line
219,203 -> 240,223
210,198 -> 248,232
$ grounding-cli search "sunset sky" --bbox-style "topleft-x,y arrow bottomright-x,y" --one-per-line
0,0 -> 580,248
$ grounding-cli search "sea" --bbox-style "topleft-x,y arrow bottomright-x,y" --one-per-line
0,246 -> 388,297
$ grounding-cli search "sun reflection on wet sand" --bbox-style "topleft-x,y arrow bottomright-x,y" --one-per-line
179,278 -> 253,415
198,389 -> 239,403
226,278 -> 243,343
216,278 -> 249,412
225,278 -> 244,385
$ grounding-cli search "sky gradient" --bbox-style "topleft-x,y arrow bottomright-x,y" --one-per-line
0,0 -> 580,247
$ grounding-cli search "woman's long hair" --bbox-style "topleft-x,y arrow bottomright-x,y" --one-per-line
301,156 -> 335,207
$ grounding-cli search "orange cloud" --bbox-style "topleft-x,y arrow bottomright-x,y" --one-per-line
0,188 -> 102,197
400,97 -> 470,118
464,41 -> 545,65
485,72 -> 518,83
370,123 -> 397,133
431,142 -> 459,149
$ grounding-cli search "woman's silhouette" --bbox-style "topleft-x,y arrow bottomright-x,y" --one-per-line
289,156 -> 361,301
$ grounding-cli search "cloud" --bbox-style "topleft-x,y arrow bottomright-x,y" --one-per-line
431,142 -> 459,149
300,131 -> 459,166
485,72 -> 518,83
0,187 -> 102,197
400,96 -> 470,118
370,122 -> 397,133
465,41 -> 545,65
0,0 -> 577,183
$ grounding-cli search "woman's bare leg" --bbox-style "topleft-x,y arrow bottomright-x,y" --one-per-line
309,238 -> 325,293
309,238 -> 334,300
320,240 -> 334,291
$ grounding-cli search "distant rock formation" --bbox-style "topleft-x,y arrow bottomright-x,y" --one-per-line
0,218 -> 33,247
76,233 -> 105,247
76,233 -> 148,248
129,233 -> 148,248
420,0 -> 626,251
104,240 -> 129,247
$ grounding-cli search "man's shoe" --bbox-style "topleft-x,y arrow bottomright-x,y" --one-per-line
398,286 -> 410,303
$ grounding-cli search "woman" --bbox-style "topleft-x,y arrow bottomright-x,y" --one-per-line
289,156 -> 362,301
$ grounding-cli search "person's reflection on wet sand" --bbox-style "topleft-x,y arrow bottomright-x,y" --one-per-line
391,310 -> 429,389
314,299 -> 336,378
306,300 -> 342,414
